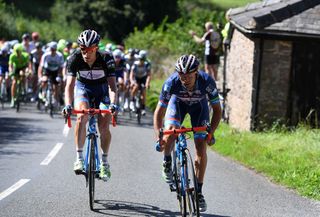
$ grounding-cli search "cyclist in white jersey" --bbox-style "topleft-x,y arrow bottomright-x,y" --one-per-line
129,50 -> 151,115
38,41 -> 64,106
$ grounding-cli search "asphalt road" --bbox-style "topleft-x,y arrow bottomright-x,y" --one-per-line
0,102 -> 319,217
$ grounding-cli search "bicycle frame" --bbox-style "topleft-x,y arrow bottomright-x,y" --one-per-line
83,114 -> 100,177
158,125 -> 211,216
66,108 -> 116,210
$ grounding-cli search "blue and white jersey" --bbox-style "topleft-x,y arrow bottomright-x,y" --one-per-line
159,70 -> 220,107
131,60 -> 151,78
40,51 -> 64,71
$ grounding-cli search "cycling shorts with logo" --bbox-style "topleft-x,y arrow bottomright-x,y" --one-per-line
165,95 -> 209,140
74,80 -> 110,109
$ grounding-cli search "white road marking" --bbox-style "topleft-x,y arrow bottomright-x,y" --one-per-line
40,143 -> 64,165
0,179 -> 30,201
63,124 -> 70,137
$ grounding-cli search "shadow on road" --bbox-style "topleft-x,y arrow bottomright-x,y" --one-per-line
0,117 -> 46,154
93,199 -> 230,217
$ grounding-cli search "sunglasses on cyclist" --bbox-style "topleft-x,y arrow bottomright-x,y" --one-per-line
80,46 -> 97,54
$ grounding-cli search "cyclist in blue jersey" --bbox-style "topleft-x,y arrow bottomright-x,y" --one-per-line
0,47 -> 10,100
153,54 -> 221,212
62,30 -> 117,182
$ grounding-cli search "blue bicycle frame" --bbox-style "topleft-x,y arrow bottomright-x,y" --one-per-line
84,114 -> 100,176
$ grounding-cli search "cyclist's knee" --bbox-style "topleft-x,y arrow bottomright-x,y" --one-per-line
76,114 -> 88,124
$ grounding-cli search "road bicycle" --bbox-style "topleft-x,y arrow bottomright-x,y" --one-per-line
65,106 -> 116,210
156,125 -> 212,217
37,77 -> 62,118
134,83 -> 145,124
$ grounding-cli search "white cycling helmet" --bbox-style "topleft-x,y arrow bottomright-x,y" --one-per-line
48,41 -> 57,50
77,30 -> 100,47
138,50 -> 147,60
113,49 -> 123,59
175,54 -> 199,74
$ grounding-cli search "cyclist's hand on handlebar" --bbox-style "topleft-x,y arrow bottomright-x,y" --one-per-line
207,134 -> 216,146
109,103 -> 118,115
62,104 -> 72,117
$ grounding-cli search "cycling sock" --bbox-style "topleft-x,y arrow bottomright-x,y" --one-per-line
76,149 -> 83,160
197,182 -> 203,194
163,155 -> 172,162
101,153 -> 108,165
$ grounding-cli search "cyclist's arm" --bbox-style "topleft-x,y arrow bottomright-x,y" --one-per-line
107,76 -> 117,104
130,67 -> 135,85
38,55 -> 45,78
210,103 -> 221,135
64,75 -> 76,106
146,71 -> 151,89
153,103 -> 167,138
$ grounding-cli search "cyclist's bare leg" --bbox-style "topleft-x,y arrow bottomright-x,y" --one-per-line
75,101 -> 89,151
53,83 -> 59,103
163,125 -> 178,156
131,83 -> 138,98
40,76 -> 48,98
141,88 -> 146,106
194,139 -> 207,183
98,113 -> 112,154
11,78 -> 17,99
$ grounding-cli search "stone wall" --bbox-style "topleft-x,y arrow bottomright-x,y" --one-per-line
257,40 -> 292,126
226,29 -> 255,131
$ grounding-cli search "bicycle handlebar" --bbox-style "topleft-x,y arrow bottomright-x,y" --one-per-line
156,125 -> 212,152
65,109 -> 116,128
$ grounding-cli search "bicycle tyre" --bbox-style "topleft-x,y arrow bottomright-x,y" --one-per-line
186,149 -> 200,216
16,81 -> 21,113
172,149 -> 182,213
181,154 -> 193,217
88,136 -> 96,210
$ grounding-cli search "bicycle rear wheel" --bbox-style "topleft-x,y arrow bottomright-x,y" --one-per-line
88,137 -> 96,210
186,149 -> 200,216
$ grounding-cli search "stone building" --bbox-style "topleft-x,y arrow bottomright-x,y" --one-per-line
224,0 -> 320,130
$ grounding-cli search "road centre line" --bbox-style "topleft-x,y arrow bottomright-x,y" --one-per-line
0,179 -> 30,201
63,124 -> 70,137
40,143 -> 64,165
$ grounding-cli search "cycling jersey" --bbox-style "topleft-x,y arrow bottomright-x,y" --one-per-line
40,51 -> 64,72
9,52 -> 29,70
67,50 -> 115,85
124,54 -> 136,72
67,50 -> 116,109
114,58 -> 127,81
131,60 -> 151,79
159,71 -> 220,138
0,54 -> 9,76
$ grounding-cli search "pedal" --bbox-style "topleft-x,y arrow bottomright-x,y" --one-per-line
74,170 -> 85,175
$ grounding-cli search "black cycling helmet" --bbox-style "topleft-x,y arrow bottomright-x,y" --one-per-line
175,54 -> 199,74
77,30 -> 100,47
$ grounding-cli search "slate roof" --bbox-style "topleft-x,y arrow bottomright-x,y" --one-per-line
228,0 -> 320,37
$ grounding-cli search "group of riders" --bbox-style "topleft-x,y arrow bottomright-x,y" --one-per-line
0,32 -> 151,116
2,25 -> 223,213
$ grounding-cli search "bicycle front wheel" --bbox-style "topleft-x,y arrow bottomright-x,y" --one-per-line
172,150 -> 182,212
181,154 -> 193,217
88,137 -> 96,210
186,149 -> 200,216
